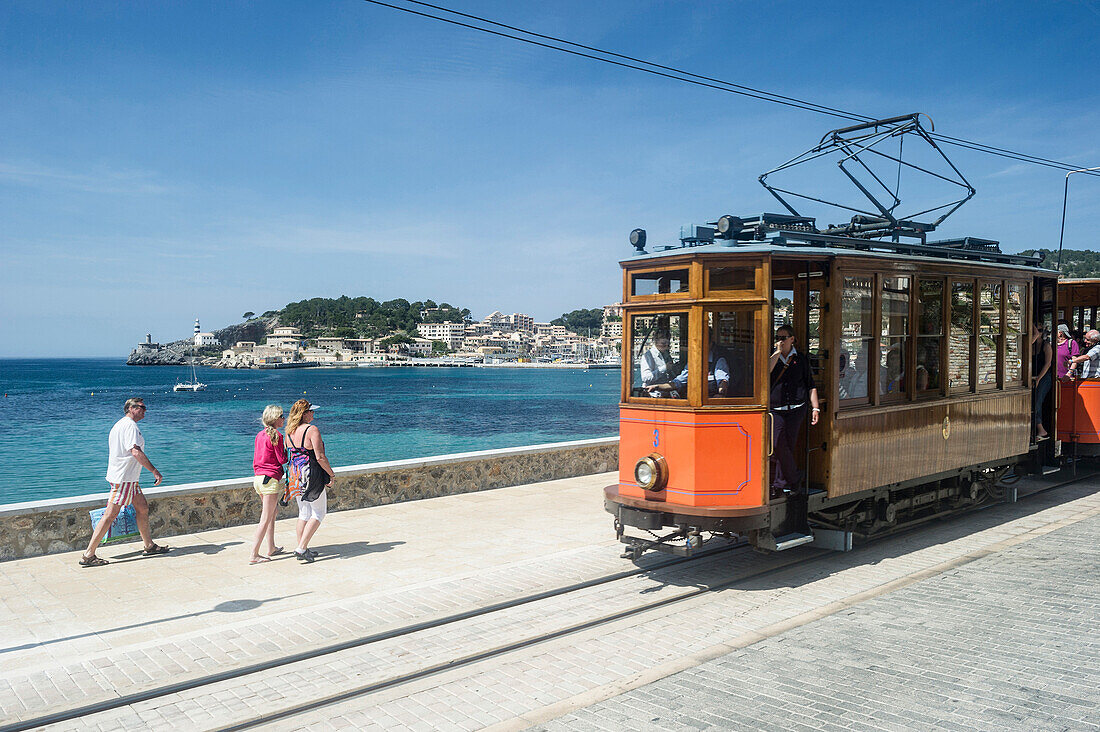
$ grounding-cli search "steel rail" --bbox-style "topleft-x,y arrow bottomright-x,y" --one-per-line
213,470 -> 1096,731
0,539 -> 747,732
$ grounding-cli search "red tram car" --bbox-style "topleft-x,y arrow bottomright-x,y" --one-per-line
606,214 -> 1060,555
1056,279 -> 1100,454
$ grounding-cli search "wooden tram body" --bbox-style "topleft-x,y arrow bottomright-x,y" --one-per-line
606,216 -> 1059,554
1056,279 -> 1100,453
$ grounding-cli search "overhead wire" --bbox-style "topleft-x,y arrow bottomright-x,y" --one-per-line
361,0 -> 1100,178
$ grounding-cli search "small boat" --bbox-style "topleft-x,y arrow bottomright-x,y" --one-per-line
174,359 -> 207,391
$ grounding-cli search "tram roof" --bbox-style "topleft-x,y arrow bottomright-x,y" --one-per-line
623,231 -> 1058,276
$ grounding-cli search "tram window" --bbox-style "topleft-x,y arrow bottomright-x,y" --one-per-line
840,277 -> 873,401
630,313 -> 689,399
949,281 -> 975,390
1006,283 -> 1025,384
880,276 -> 909,397
709,266 -> 755,291
705,310 -> 755,399
916,279 -> 943,393
631,270 -> 689,297
807,289 -> 823,366
978,283 -> 1002,387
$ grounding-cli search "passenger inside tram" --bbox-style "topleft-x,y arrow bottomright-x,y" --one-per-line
880,347 -> 904,395
1067,329 -> 1100,379
666,339 -> 731,396
837,351 -> 868,399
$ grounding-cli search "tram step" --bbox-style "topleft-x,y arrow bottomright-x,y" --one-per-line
1042,465 -> 1061,475
772,532 -> 815,551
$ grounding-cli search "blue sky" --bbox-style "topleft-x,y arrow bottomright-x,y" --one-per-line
2,0 -> 1099,357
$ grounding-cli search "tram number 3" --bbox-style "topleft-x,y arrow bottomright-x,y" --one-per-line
653,428 -> 660,449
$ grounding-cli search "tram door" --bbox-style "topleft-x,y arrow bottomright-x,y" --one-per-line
771,262 -> 830,493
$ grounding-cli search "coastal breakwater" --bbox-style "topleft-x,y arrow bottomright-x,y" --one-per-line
0,438 -> 618,561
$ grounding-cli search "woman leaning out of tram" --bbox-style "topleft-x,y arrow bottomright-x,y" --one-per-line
1032,324 -> 1053,440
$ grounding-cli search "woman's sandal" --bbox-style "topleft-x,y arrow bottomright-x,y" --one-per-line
79,554 -> 109,567
268,546 -> 285,556
249,556 -> 271,565
142,543 -> 170,556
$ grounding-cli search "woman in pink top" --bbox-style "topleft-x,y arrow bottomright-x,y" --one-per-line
250,405 -> 288,564
1056,323 -> 1080,378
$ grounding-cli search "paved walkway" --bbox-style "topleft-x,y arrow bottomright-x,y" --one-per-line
540,501 -> 1100,731
1,472 -> 1097,731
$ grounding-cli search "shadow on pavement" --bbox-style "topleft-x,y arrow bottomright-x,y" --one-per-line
309,540 -> 404,561
108,540 -> 245,560
0,592 -> 310,655
632,482 -> 1098,594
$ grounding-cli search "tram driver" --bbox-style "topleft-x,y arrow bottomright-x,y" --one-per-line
639,330 -> 681,397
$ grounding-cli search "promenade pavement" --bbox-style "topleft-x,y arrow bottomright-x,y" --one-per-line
540,501 -> 1100,731
1,471 -> 1098,731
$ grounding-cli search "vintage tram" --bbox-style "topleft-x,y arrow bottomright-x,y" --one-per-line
606,214 -> 1060,555
1056,278 -> 1100,454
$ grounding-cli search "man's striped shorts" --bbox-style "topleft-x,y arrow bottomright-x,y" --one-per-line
107,481 -> 141,507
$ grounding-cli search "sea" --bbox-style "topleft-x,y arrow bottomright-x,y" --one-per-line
0,359 -> 620,505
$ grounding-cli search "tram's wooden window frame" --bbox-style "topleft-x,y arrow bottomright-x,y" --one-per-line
703,259 -> 766,299
625,263 -> 694,304
621,305 -> 693,405
837,271 -> 876,409
914,277 -> 947,400
1005,280 -> 1028,388
976,280 -> 1004,392
878,274 -> 911,405
947,277 -> 977,395
701,304 -> 766,408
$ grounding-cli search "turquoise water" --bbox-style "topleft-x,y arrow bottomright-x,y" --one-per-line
0,359 -> 620,504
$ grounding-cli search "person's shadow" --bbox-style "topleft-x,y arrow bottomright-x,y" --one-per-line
0,591 -> 310,655
309,540 -> 404,562
108,540 -> 244,560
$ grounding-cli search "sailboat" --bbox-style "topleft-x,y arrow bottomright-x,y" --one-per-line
173,357 -> 207,392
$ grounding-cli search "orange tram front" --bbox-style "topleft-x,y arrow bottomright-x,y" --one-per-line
605,214 -> 1060,557
1056,279 -> 1100,455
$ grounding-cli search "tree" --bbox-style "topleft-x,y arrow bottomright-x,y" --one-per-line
431,340 -> 449,355
1020,248 -> 1100,278
243,311 -> 255,320
552,308 -> 604,336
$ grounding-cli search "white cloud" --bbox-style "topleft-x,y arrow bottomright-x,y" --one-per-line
0,161 -> 169,195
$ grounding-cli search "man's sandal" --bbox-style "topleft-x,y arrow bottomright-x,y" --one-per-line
142,543 -> 170,556
79,554 -> 109,567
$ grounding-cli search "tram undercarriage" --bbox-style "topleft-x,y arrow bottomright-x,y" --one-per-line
610,457 -> 1026,559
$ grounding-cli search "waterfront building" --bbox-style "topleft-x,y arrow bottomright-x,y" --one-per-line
344,338 -> 376,353
266,326 -> 303,351
481,311 -> 534,333
416,321 -> 465,350
316,337 -> 346,351
602,320 -> 623,338
195,332 -> 217,347
137,334 -> 160,352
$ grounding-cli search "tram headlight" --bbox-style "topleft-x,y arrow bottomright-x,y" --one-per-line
716,215 -> 743,238
634,453 -> 668,491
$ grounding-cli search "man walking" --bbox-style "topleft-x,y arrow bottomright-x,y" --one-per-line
80,398 -> 170,566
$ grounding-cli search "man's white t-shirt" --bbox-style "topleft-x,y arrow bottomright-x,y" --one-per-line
106,415 -> 145,483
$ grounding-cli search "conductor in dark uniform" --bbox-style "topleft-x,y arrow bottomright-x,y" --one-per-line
769,325 -> 820,498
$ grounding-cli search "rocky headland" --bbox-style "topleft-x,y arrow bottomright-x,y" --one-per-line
126,317 -> 276,365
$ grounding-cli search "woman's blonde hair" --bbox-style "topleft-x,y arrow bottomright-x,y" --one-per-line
261,404 -> 284,446
286,399 -> 312,439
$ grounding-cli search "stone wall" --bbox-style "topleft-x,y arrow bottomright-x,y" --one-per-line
0,438 -> 618,561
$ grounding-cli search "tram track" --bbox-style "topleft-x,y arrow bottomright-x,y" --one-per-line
8,471 -> 1093,732
2,539 -> 751,732
213,470 -> 1097,732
